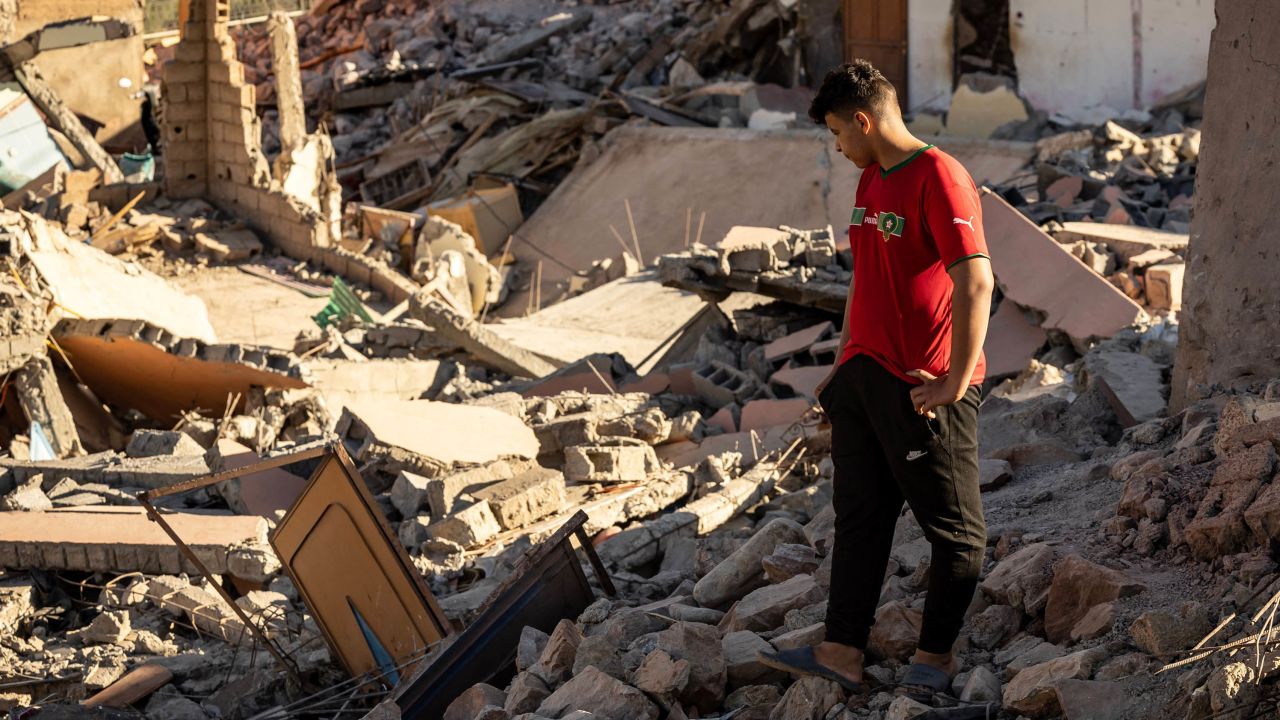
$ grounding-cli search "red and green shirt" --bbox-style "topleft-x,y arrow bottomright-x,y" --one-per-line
838,145 -> 989,386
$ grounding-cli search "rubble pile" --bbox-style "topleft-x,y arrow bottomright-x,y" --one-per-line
4,0 -> 1279,718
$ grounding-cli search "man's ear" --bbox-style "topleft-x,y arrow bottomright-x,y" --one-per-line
854,110 -> 873,134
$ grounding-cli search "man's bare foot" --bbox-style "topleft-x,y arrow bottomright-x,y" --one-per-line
813,641 -> 865,685
910,648 -> 957,676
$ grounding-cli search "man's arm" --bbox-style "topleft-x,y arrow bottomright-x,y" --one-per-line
908,257 -> 994,414
817,270 -> 855,397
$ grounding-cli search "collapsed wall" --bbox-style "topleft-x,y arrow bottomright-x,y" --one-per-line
160,0 -> 336,260
1171,0 -> 1280,409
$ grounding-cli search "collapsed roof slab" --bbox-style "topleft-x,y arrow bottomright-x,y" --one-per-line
501,126 -> 1032,316
23,213 -> 216,342
340,398 -> 540,470
53,317 -> 307,422
981,189 -> 1145,346
487,272 -> 708,369
0,506 -> 267,576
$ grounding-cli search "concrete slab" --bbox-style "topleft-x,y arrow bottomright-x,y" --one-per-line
489,272 -> 706,370
344,398 -> 539,466
302,358 -> 445,416
0,506 -> 266,575
25,214 -> 216,342
763,322 -> 834,363
174,267 -> 330,349
984,301 -> 1048,378
769,366 -> 831,399
503,127 -> 1031,316
981,190 -> 1145,344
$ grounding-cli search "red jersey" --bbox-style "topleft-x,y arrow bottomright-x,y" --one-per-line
838,145 -> 989,386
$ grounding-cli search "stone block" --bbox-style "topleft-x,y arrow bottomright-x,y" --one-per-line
716,226 -> 792,274
720,574 -> 824,633
390,471 -> 431,518
563,444 -> 656,484
426,461 -> 517,520
723,630 -> 783,688
422,501 -> 502,549
1043,555 -> 1144,644
694,518 -> 808,608
471,467 -> 566,531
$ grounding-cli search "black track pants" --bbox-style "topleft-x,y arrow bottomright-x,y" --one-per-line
820,354 -> 986,655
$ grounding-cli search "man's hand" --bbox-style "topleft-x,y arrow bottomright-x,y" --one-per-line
906,369 -> 964,418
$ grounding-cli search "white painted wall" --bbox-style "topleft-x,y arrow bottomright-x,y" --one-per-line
1138,0 -> 1216,107
908,0 -> 1216,122
906,0 -> 953,113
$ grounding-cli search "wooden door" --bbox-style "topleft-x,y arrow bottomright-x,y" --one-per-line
843,0 -> 909,108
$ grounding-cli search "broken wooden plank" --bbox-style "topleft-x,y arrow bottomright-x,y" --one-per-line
14,62 -> 124,184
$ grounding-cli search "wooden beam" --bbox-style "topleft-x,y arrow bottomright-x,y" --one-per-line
14,62 -> 124,184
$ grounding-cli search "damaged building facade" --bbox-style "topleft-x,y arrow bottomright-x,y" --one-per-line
0,0 -> 1277,719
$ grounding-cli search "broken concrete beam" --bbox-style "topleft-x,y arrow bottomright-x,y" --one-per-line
1054,222 -> 1188,264
0,506 -> 267,576
981,190 -> 1145,344
472,467 -> 567,531
717,226 -> 793,275
1144,262 -> 1184,311
1,450 -> 209,490
126,430 -> 205,458
340,399 -> 538,477
564,444 -> 658,483
13,62 -> 124,184
15,355 -> 84,457
52,317 -> 306,422
410,289 -> 557,379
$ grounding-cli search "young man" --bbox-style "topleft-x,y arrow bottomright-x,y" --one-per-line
759,60 -> 994,699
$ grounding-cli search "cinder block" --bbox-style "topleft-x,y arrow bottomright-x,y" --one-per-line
166,83 -> 188,103
165,101 -> 205,122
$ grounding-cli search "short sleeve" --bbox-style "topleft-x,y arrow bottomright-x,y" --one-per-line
923,175 -> 989,270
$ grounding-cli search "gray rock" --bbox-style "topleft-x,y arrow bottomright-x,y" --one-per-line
537,666 -> 659,720
722,630 -> 783,689
722,574 -> 825,633
444,683 -> 506,720
517,626 -> 550,672
767,675 -> 843,720
653,621 -> 727,712
694,518 -> 808,609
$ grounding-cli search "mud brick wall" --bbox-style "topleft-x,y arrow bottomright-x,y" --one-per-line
161,0 -> 330,260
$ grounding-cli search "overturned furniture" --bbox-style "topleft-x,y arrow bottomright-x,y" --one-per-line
138,442 -> 451,686
394,510 -> 616,720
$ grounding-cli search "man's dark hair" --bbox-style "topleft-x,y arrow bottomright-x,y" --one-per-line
808,60 -> 899,125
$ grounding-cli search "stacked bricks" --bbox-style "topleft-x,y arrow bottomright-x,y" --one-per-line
161,0 -> 329,260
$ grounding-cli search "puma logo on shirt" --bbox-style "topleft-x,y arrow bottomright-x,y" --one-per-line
952,215 -> 975,230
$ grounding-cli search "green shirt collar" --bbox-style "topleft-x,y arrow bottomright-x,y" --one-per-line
879,144 -> 935,178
